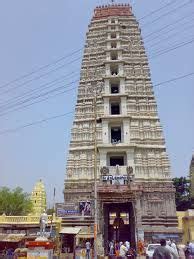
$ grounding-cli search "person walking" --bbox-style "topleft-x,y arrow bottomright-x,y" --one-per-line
137,240 -> 144,256
184,242 -> 190,259
115,241 -> 120,257
119,242 -> 128,258
125,241 -> 130,250
109,240 -> 114,256
171,240 -> 178,256
188,241 -> 194,258
166,240 -> 178,259
153,239 -> 171,259
85,240 -> 91,259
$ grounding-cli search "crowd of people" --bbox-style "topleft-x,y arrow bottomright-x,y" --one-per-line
108,240 -> 137,258
106,238 -> 194,258
153,239 -> 194,259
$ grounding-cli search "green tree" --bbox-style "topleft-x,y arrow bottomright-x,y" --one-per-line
46,207 -> 55,215
0,187 -> 33,215
172,177 -> 191,211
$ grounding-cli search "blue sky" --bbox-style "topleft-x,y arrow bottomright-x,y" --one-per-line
0,0 -> 193,206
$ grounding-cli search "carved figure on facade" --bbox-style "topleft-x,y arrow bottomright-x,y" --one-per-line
100,166 -> 109,182
126,166 -> 134,184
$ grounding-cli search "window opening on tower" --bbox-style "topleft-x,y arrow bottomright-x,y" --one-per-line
111,32 -> 116,39
111,83 -> 119,94
110,64 -> 118,75
111,51 -> 118,60
111,42 -> 117,49
110,102 -> 120,115
111,126 -> 121,144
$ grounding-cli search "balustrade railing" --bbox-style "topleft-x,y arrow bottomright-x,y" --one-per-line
0,215 -> 59,224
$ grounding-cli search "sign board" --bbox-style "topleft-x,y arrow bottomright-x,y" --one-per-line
56,203 -> 79,217
79,201 -> 91,216
27,248 -> 53,259
57,208 -> 79,217
102,175 -> 128,181
56,202 -> 91,217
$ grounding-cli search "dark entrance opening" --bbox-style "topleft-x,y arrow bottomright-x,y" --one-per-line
110,156 -> 124,166
103,202 -> 136,255
61,234 -> 74,253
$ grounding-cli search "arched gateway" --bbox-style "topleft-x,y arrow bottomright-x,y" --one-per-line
62,3 -> 181,256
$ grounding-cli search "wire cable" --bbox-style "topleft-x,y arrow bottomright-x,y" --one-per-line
0,2 -> 191,98
141,0 -> 192,27
149,38 -> 194,58
153,72 -> 194,87
0,36 -> 193,117
0,48 -> 83,90
0,56 -> 82,95
0,111 -> 74,136
0,79 -> 79,114
0,70 -> 79,109
146,23 -> 194,49
0,86 -> 77,118
144,15 -> 194,43
0,36 -> 193,116
138,0 -> 179,21
0,71 -> 193,134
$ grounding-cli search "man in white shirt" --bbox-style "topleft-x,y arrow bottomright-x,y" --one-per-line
189,242 -> 194,256
119,242 -> 128,258
166,240 -> 178,259
125,241 -> 130,250
85,241 -> 91,259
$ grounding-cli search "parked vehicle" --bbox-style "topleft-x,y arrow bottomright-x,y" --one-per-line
146,244 -> 160,259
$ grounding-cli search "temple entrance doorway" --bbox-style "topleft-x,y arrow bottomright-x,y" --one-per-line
103,202 -> 136,253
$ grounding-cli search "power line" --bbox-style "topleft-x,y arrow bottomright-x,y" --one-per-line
0,1 -> 192,114
0,35 -> 193,118
0,86 -> 77,118
0,1 -> 190,99
0,79 -> 79,114
146,23 -> 194,49
0,111 -> 74,136
0,14 -> 192,105
0,56 -> 82,95
141,0 -> 192,27
143,11 -> 194,40
0,0 -> 184,96
150,38 -> 194,58
153,72 -> 194,87
149,34 -> 194,55
0,35 -> 193,116
0,71 -> 193,135
0,70 -> 79,109
0,48 -> 83,90
138,0 -> 179,21
144,14 -> 194,43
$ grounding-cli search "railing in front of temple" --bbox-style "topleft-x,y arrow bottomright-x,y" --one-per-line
0,215 -> 60,224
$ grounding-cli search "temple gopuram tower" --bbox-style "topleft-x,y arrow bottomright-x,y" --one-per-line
31,179 -> 46,215
63,3 -> 180,252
